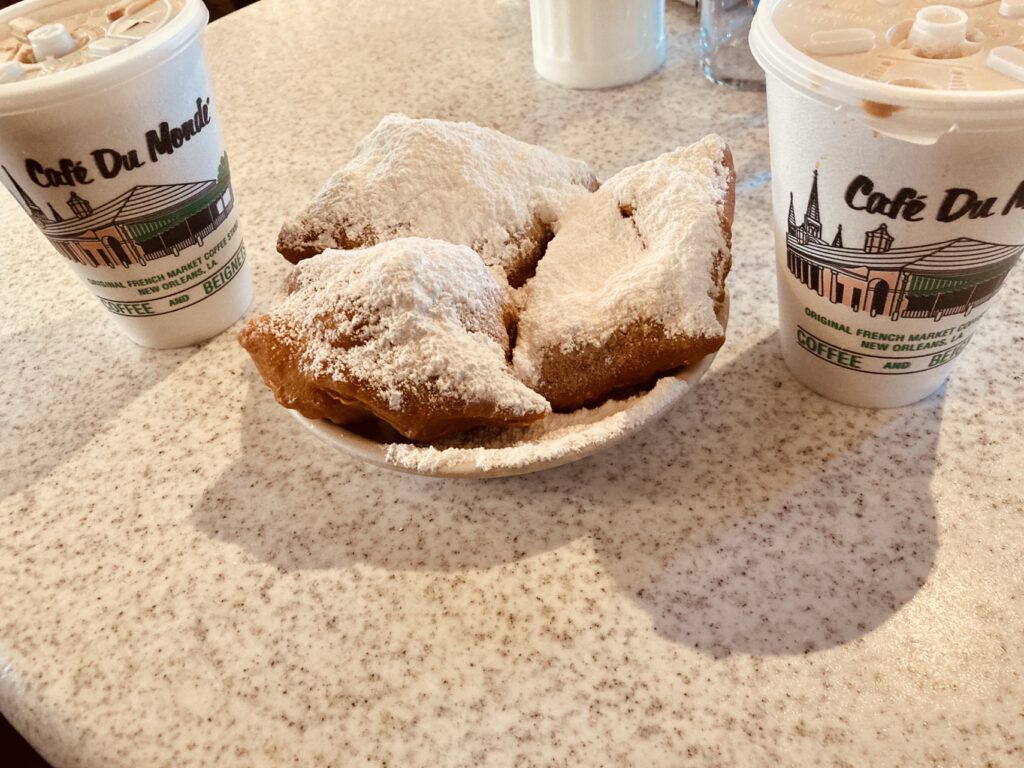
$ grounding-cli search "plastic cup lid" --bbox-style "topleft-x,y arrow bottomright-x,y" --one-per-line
750,0 -> 1024,143
0,0 -> 206,115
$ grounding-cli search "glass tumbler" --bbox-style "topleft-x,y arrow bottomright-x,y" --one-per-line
700,0 -> 765,90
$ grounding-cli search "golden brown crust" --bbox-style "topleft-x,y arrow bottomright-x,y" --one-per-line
278,212 -> 562,287
277,218 -> 377,265
239,243 -> 549,442
531,306 -> 728,411
238,317 -> 374,425
499,218 -> 555,289
239,300 -> 542,441
713,146 -> 736,315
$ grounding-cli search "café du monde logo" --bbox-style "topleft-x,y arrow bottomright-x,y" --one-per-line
786,170 -> 1022,322
2,153 -> 234,270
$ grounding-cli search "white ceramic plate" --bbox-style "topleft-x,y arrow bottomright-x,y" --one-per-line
292,300 -> 728,478
291,351 -> 718,479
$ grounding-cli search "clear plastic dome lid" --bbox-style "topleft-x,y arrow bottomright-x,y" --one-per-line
0,0 -> 184,84
770,0 -> 1024,91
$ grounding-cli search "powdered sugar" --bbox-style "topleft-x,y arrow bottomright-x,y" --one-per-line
278,114 -> 598,281
265,238 -> 550,419
383,374 -> 691,474
513,135 -> 732,387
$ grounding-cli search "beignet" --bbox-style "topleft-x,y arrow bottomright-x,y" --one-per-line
277,114 -> 599,287
512,135 -> 735,411
241,237 -> 551,441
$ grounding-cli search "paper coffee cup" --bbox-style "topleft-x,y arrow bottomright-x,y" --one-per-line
750,0 -> 1024,407
0,0 -> 252,348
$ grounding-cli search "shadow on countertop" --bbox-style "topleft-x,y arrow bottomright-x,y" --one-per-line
0,311 -> 198,503
192,331 -> 940,659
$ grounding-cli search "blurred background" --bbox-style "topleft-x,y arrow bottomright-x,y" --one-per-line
0,0 -> 258,19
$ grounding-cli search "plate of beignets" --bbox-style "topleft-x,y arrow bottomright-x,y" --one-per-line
241,116 -> 735,477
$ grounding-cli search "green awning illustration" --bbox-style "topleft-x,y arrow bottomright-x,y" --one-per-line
40,155 -> 232,244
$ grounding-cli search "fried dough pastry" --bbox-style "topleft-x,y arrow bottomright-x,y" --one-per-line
240,238 -> 551,441
276,114 -> 599,287
512,135 -> 735,411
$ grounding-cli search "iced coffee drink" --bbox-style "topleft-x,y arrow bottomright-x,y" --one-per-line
750,0 -> 1024,407
0,0 -> 251,348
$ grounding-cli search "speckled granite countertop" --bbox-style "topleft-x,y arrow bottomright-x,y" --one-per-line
2,1 -> 1023,766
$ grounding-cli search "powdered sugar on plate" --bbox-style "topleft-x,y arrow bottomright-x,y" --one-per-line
383,375 -> 691,474
265,125 -> 734,475
290,296 -> 727,478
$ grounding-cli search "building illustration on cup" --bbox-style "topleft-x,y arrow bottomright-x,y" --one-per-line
2,153 -> 234,270
786,170 -> 1023,322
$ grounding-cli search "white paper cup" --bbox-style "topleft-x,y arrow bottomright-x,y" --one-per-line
751,0 -> 1024,407
0,0 -> 252,348
529,0 -> 665,89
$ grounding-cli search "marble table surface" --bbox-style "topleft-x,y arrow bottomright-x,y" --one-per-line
2,1 -> 1023,766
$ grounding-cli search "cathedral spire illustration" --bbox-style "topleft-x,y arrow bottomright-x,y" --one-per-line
803,169 -> 822,240
2,165 -> 48,223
